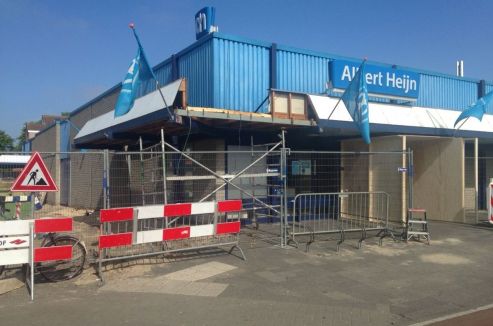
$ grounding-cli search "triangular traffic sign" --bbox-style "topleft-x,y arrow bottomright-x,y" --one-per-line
10,152 -> 58,192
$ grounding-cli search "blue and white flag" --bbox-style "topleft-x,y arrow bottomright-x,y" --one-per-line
341,60 -> 371,144
114,27 -> 157,117
454,90 -> 493,127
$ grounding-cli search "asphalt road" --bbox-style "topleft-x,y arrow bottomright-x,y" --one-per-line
1,221 -> 493,325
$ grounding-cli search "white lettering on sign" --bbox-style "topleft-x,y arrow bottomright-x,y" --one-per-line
365,72 -> 383,86
386,73 -> 417,94
341,66 -> 383,86
195,12 -> 207,34
341,65 -> 357,82
339,65 -> 417,94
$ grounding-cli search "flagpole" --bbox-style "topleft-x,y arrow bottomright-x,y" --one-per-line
155,79 -> 174,120
457,117 -> 470,130
453,116 -> 470,137
326,92 -> 344,121
326,58 -> 366,121
129,23 -> 174,120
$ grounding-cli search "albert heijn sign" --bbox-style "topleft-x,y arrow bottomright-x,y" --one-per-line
329,59 -> 420,100
10,152 -> 58,192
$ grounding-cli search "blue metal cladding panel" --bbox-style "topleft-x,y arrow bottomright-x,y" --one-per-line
178,40 -> 214,108
155,63 -> 173,86
485,83 -> 493,114
213,37 -> 270,112
276,51 -> 392,105
277,49 -> 329,95
416,74 -> 477,111
136,61 -> 173,98
486,83 -> 493,94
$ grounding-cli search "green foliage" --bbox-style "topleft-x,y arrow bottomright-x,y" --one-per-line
0,130 -> 14,151
15,124 -> 27,151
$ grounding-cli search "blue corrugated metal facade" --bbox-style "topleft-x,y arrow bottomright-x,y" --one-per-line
73,32 -> 493,120
180,38 -> 214,108
208,34 -> 491,113
416,74 -> 478,110
277,48 -> 329,95
485,83 -> 493,115
213,37 -> 270,112
137,60 -> 173,97
135,36 -> 214,108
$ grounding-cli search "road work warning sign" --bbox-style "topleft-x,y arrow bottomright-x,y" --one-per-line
10,152 -> 58,192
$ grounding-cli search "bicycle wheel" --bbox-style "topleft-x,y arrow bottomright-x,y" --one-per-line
36,235 -> 86,282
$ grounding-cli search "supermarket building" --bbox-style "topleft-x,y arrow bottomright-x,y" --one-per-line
25,9 -> 493,224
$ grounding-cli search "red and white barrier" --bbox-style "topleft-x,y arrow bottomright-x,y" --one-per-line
15,202 -> 21,219
99,200 -> 242,249
97,200 -> 245,283
0,217 -> 74,300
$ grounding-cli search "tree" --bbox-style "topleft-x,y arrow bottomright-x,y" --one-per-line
0,130 -> 14,151
15,124 -> 27,151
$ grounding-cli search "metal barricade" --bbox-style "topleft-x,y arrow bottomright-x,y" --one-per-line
97,200 -> 245,284
0,217 -> 79,300
289,192 -> 390,251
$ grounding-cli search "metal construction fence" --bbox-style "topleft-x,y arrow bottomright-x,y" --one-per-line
1,146 -> 414,265
97,200 -> 244,283
289,192 -> 390,251
464,155 -> 493,224
286,151 -> 411,224
0,152 -> 103,263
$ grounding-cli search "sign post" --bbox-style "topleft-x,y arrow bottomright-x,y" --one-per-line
27,221 -> 34,301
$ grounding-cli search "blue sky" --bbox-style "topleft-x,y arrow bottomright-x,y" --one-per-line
1,0 -> 492,139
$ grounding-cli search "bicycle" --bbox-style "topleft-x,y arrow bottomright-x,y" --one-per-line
0,232 -> 86,282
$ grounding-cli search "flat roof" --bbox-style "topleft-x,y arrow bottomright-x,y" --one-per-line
0,155 -> 29,164
74,79 -> 183,147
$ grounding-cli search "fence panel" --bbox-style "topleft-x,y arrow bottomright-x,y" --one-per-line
97,200 -> 245,283
290,192 -> 389,250
287,151 -> 410,224
1,148 -> 413,264
108,149 -> 283,218
465,155 -> 493,224
0,152 -> 104,261
107,146 -> 285,247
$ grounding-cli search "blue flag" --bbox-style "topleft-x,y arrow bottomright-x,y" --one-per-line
341,60 -> 371,144
454,90 -> 493,127
114,28 -> 157,117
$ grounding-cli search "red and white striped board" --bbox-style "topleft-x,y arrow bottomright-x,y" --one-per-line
99,221 -> 242,249
33,218 -> 73,263
100,200 -> 243,222
15,202 -> 21,219
99,200 -> 243,249
140,200 -> 238,219
0,217 -> 75,301
0,218 -> 74,266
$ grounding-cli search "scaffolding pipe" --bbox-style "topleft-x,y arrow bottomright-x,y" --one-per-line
161,129 -> 168,205
164,141 -> 281,214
